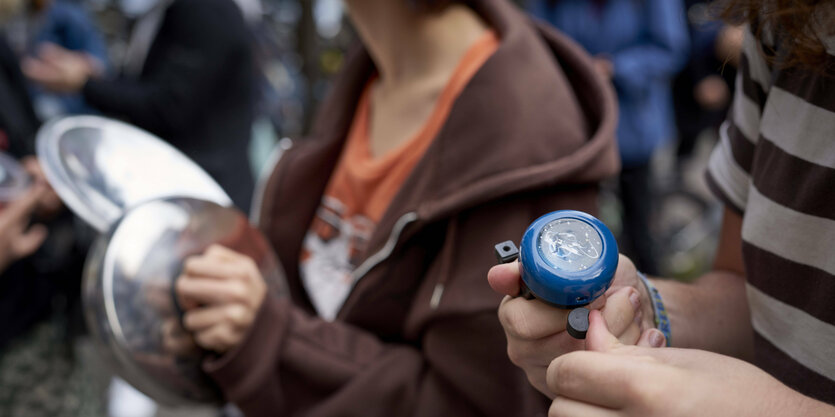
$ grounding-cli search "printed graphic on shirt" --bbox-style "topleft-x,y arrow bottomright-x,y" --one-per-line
300,196 -> 374,321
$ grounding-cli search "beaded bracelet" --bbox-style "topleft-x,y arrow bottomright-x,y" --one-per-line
637,272 -> 671,347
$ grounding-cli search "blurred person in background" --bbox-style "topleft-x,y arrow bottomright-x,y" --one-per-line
489,0 -> 835,414
672,0 -> 743,180
0,10 -> 106,414
528,0 -> 689,275
2,0 -> 107,118
22,0 -> 256,213
171,0 -> 621,415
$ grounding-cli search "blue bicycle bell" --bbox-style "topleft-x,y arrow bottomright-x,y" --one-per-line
495,210 -> 618,339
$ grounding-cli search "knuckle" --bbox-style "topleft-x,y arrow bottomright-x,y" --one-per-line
233,264 -> 250,281
243,257 -> 258,274
546,359 -> 563,392
195,331 -> 214,349
229,282 -> 249,302
623,375 -> 657,405
174,279 -> 189,296
183,257 -> 197,272
506,344 -> 524,367
226,304 -> 251,326
217,324 -> 239,347
223,330 -> 240,347
182,312 -> 196,330
499,305 -> 536,339
546,355 -> 575,394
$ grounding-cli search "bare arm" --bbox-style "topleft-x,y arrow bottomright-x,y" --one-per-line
652,207 -> 753,358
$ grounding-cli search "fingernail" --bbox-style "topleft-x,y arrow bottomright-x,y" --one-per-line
629,290 -> 641,311
650,330 -> 665,348
634,310 -> 642,325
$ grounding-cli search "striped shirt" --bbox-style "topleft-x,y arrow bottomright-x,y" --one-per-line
706,25 -> 835,403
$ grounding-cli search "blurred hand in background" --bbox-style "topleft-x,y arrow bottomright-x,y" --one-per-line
693,74 -> 730,111
21,42 -> 103,93
0,184 -> 49,273
21,156 -> 62,218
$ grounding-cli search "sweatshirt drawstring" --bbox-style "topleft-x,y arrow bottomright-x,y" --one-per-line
430,217 -> 458,309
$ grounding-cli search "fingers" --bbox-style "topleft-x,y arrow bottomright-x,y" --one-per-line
508,328 -> 585,369
636,328 -> 667,348
177,277 -> 252,307
585,310 -> 622,353
160,319 -> 198,355
183,256 -> 251,282
182,245 -> 256,281
487,261 -> 522,296
0,185 -> 46,226
546,351 -> 635,408
600,287 -> 640,339
549,396 -> 619,417
192,323 -> 242,353
498,296 -> 571,340
11,224 -> 48,258
183,304 -> 254,332
617,322 -> 642,346
36,43 -> 75,63
21,156 -> 42,178
20,57 -> 54,80
205,244 -> 246,261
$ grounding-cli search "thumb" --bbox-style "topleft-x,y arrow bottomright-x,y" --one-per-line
585,309 -> 622,352
12,224 -> 48,258
487,261 -> 522,297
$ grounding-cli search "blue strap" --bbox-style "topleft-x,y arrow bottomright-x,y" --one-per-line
637,272 -> 671,347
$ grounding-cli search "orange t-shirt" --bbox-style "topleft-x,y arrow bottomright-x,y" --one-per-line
300,31 -> 499,320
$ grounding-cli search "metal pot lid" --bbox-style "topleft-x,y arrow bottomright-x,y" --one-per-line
84,197 -> 286,406
36,115 -> 232,232
0,151 -> 32,202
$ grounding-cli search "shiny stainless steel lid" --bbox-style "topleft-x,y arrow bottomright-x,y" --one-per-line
84,197 -> 286,405
36,115 -> 232,232
0,151 -> 32,202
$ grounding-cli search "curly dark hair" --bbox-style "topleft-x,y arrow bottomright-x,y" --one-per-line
715,0 -> 835,74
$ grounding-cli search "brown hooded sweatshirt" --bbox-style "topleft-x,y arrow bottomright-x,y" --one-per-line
204,0 -> 619,415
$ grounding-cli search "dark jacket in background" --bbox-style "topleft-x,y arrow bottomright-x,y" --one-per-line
0,36 -> 87,351
81,0 -> 255,212
0,37 -> 39,157
203,0 -> 620,415
0,36 -> 46,351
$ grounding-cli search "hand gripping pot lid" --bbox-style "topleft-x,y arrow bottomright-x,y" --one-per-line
519,210 -> 618,308
0,151 -> 32,202
84,197 -> 287,405
36,115 -> 232,232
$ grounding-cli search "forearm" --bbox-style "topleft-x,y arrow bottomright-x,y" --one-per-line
208,297 -> 532,416
652,270 -> 753,359
799,395 -> 835,417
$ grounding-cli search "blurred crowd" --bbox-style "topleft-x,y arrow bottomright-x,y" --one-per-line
0,0 -> 832,416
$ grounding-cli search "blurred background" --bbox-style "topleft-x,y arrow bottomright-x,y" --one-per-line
1,0 -> 738,280
0,0 -> 740,415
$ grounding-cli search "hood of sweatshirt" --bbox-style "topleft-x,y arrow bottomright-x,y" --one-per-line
255,0 -> 619,307
369,0 -> 620,232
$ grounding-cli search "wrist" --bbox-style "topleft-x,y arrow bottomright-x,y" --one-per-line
637,272 -> 671,346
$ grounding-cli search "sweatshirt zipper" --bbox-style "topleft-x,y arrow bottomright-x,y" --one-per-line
250,137 -> 293,226
350,212 -> 419,283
